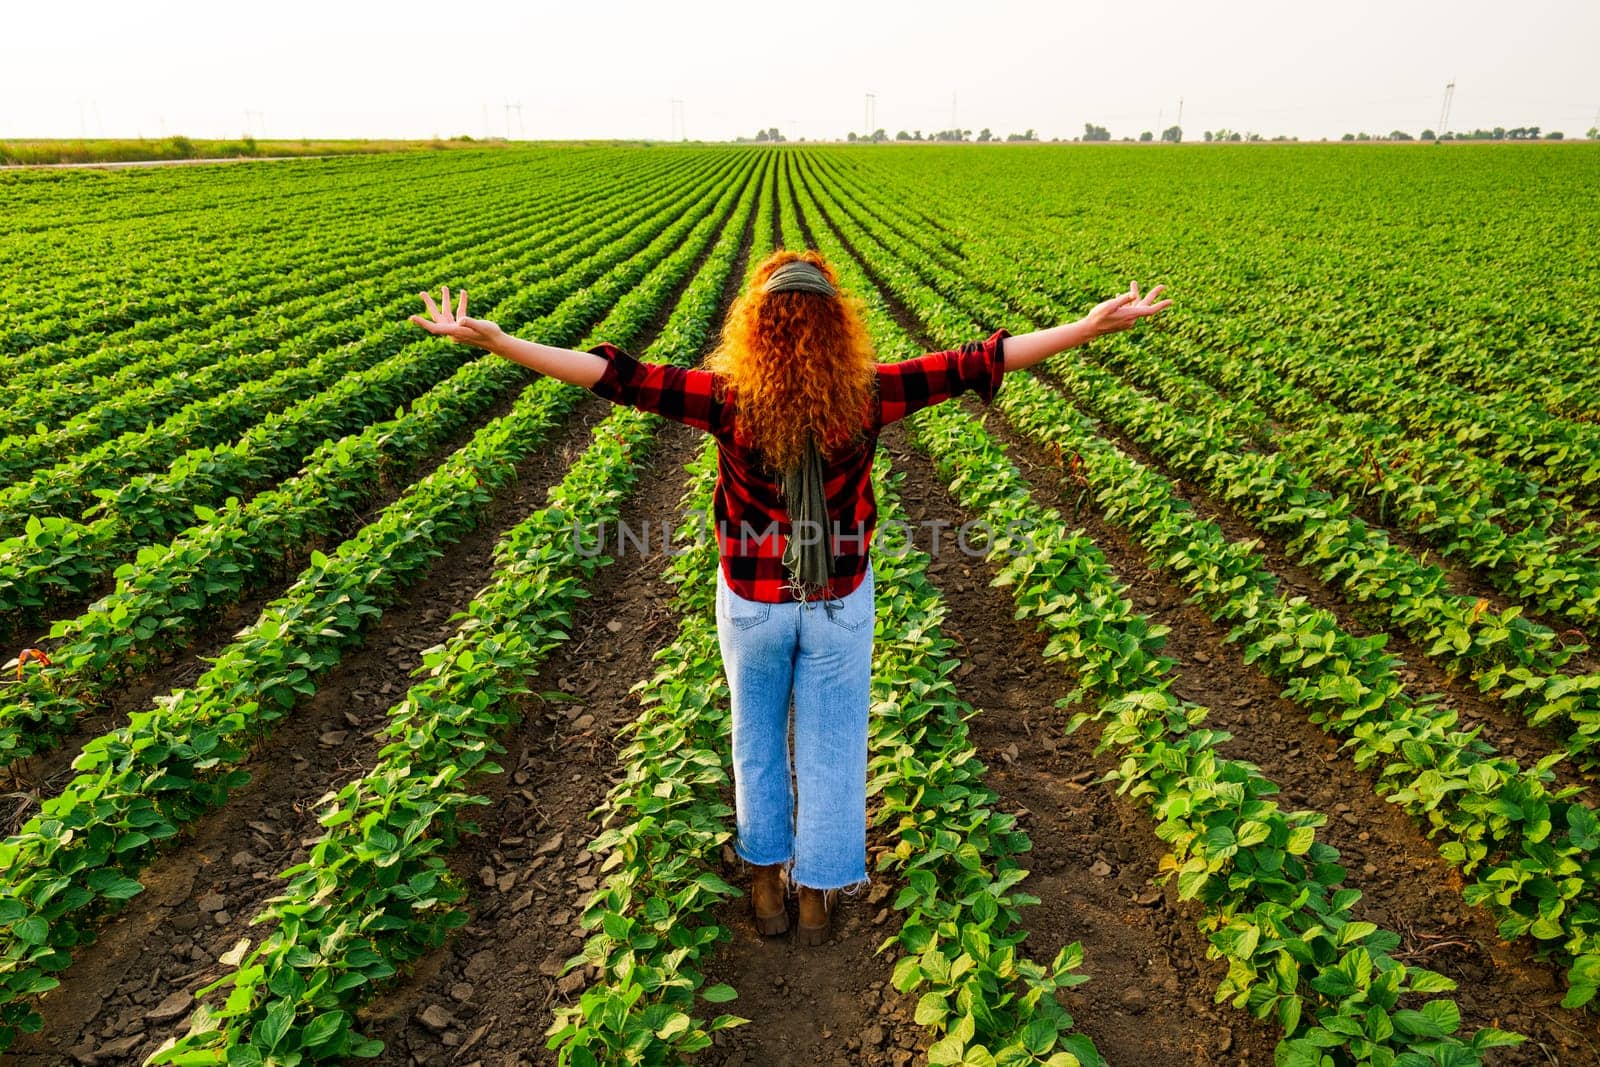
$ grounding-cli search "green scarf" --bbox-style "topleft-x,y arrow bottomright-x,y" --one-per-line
779,432 -> 834,599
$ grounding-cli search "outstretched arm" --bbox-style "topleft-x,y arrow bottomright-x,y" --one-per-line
1002,282 -> 1171,373
409,286 -> 608,387
409,285 -> 728,434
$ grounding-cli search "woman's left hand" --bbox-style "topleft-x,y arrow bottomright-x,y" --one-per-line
1085,282 -> 1172,338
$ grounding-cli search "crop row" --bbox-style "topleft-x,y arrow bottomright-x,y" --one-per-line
802,152 -> 1600,634
1082,342 -> 1600,632
796,150 -> 1600,1014
1199,321 -> 1600,513
0,152 -> 742,764
830,145 -> 1600,511
550,177 -> 1102,1065
0,155 -> 759,1048
141,150 -> 766,1066
1002,368 -> 1600,1012
1,153 -> 542,360
1083,315 -> 1598,555
804,150 -> 1600,775
545,160 -> 775,1065
779,156 -> 1102,1067
0,150 -> 682,443
0,150 -> 743,640
0,151 -> 735,535
795,150 -> 1529,1062
1048,357 -> 1600,770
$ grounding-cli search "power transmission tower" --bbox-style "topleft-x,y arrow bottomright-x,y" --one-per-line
504,102 -> 524,140
950,91 -> 958,134
1436,80 -> 1455,139
1176,97 -> 1183,136
670,98 -> 686,140
864,91 -> 876,138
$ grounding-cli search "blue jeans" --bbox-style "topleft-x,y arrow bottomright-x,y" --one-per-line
715,559 -> 875,893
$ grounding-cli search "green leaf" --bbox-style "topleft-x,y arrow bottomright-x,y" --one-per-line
255,998 -> 295,1051
13,916 -> 48,944
301,1010 -> 346,1048
1022,1016 -> 1060,1055
915,991 -> 949,1026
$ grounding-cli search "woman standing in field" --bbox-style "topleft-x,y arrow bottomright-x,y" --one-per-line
411,250 -> 1170,944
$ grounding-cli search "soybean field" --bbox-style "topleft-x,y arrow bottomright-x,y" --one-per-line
2,142 -> 1599,1066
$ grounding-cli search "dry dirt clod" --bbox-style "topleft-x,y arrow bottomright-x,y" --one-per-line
145,990 -> 191,1023
418,1004 -> 455,1032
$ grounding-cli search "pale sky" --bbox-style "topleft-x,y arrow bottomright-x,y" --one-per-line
5,1 -> 1597,143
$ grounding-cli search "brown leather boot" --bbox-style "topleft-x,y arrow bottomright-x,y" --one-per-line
796,886 -> 835,946
751,863 -> 789,935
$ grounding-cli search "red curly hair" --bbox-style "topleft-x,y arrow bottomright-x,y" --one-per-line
704,249 -> 877,475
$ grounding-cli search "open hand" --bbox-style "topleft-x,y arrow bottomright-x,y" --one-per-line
1085,282 -> 1172,339
409,285 -> 505,350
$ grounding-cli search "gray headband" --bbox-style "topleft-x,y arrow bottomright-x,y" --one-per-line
761,260 -> 837,297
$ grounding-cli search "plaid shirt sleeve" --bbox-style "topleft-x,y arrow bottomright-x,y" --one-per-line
873,328 -> 1010,430
586,342 -> 727,434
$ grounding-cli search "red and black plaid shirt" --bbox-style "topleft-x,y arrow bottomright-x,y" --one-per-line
587,329 -> 1009,602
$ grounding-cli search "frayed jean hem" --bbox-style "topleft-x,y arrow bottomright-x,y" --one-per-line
733,838 -> 792,869
791,871 -> 873,896
734,843 -> 871,897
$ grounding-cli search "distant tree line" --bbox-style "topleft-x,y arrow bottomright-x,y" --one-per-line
1338,126 -> 1563,141
1203,129 -> 1298,142
850,128 -> 1043,142
745,120 -> 1595,145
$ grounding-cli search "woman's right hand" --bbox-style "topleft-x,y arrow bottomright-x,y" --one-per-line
409,285 -> 506,351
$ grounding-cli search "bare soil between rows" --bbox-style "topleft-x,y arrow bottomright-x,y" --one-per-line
976,393 -> 1599,1065
6,169 -> 749,1063
12,155 -> 1597,1067
361,416 -> 1278,1067
5,389 -> 623,1067
799,166 -> 1596,1062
